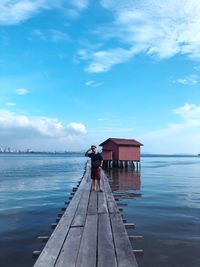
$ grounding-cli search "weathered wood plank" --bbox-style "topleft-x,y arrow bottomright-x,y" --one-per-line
87,190 -> 97,215
33,167 -> 89,267
103,173 -> 119,213
34,196 -> 82,266
71,180 -> 91,227
110,213 -> 138,267
34,165 -> 139,267
76,214 -> 98,267
54,227 -> 83,267
98,213 -> 117,267
98,191 -> 108,214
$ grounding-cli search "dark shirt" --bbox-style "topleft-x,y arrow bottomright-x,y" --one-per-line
87,152 -> 103,168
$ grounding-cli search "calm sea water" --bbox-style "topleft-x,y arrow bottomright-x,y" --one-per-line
0,153 -> 87,267
0,154 -> 200,267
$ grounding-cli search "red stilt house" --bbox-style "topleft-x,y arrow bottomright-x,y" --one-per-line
99,138 -> 143,169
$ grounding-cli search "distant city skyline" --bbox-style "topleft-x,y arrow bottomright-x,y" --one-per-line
1,1 -> 200,154
0,145 -> 198,156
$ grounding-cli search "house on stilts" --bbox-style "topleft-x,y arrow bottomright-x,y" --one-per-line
99,138 -> 143,170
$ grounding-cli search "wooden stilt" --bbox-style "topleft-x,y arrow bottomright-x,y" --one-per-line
124,223 -> 135,229
129,236 -> 143,241
33,251 -> 41,258
133,250 -> 144,257
37,236 -> 49,243
56,217 -> 60,223
51,223 -> 57,229
117,203 -> 128,206
110,160 -> 113,168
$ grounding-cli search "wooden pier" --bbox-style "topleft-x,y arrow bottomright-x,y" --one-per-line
33,162 -> 139,267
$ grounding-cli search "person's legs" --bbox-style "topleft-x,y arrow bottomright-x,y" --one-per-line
95,179 -> 98,191
98,178 -> 103,192
97,167 -> 103,191
92,179 -> 96,191
91,168 -> 103,191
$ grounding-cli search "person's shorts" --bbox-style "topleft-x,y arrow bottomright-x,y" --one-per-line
91,167 -> 101,180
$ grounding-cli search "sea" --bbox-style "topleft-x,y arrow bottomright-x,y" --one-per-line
0,153 -> 199,267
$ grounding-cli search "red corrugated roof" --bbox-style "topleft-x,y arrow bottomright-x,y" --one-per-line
99,138 -> 143,146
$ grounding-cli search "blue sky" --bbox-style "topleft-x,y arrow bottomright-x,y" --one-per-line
0,0 -> 200,153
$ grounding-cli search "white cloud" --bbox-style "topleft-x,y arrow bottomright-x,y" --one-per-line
5,102 -> 16,106
85,80 -> 103,87
80,0 -> 200,72
49,29 -> 70,42
0,110 -> 87,150
0,0 -> 90,25
31,29 -> 46,40
31,29 -> 70,42
0,0 -> 47,25
71,0 -> 89,10
141,103 -> 200,154
193,66 -> 200,71
174,75 -> 198,85
16,88 -> 29,95
173,103 -> 200,124
65,0 -> 89,18
67,122 -> 87,134
83,46 -> 143,73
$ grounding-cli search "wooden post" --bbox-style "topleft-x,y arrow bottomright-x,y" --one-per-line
33,251 -> 41,258
124,223 -> 135,229
56,217 -> 60,223
110,160 -> 112,168
136,162 -> 139,171
133,250 -> 144,257
37,236 -> 49,243
129,236 -> 143,241
132,161 -> 135,170
117,203 -> 127,206
51,223 -> 57,229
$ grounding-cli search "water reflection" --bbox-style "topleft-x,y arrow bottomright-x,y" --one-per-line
105,168 -> 142,197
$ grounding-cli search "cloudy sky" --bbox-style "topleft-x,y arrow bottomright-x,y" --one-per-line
1,0 -> 200,153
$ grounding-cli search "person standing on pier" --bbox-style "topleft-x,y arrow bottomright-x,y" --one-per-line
85,145 -> 103,191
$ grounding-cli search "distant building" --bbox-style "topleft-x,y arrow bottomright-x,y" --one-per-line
99,137 -> 143,169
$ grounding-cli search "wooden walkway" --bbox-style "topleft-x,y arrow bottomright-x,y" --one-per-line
33,162 -> 139,267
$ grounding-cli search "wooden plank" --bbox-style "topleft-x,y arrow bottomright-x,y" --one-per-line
98,191 -> 108,214
34,164 -> 139,267
34,194 -> 82,267
76,214 -> 98,267
87,190 -> 97,215
33,166 -> 89,267
98,213 -> 117,267
103,173 -> 119,213
110,213 -> 138,267
71,180 -> 91,227
55,227 -> 83,267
